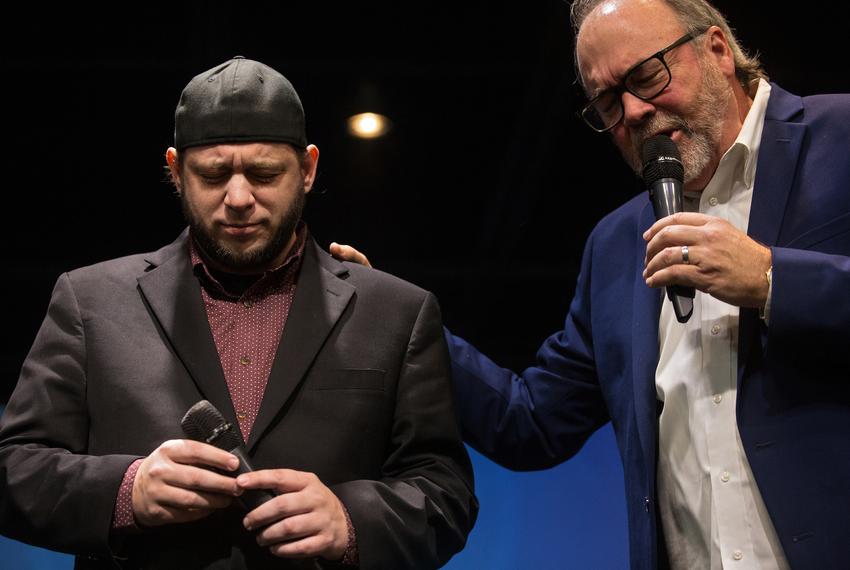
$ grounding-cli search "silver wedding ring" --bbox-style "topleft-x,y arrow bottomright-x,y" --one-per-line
681,245 -> 690,264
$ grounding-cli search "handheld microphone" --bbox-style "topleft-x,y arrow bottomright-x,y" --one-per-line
641,134 -> 694,323
181,400 -> 275,511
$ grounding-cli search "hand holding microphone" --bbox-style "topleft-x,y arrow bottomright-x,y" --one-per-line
131,438 -> 241,527
181,400 -> 277,511
130,403 -> 349,557
640,135 -> 773,311
183,401 -> 349,560
129,400 -> 276,528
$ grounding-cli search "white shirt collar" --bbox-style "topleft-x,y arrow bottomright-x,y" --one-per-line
727,78 -> 771,189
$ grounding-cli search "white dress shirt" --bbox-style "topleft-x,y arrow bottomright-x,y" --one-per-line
655,79 -> 790,570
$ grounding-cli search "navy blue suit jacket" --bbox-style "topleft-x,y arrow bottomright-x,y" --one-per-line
449,84 -> 850,569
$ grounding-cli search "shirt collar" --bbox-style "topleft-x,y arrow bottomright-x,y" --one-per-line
727,78 -> 772,189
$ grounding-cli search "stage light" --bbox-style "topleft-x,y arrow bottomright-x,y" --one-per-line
347,112 -> 391,139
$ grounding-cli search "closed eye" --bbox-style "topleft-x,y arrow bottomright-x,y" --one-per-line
253,174 -> 279,182
200,174 -> 228,185
249,170 -> 283,183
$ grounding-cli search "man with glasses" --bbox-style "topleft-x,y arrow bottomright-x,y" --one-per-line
334,0 -> 850,567
579,28 -> 707,134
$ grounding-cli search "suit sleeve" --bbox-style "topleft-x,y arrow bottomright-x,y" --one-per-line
768,246 -> 850,349
0,273 -> 140,555
446,232 -> 611,471
331,293 -> 478,570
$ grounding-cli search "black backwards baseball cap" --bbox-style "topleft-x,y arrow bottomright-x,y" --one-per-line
174,56 -> 307,151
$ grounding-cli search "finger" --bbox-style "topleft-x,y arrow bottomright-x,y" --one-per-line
160,439 -> 240,472
644,245 -> 696,280
243,490 -> 312,531
268,534 -> 329,559
645,262 -> 701,289
643,212 -> 710,241
143,504 -> 218,526
134,484 -> 227,526
169,507 -> 218,524
157,486 -> 235,511
153,462 -> 242,496
328,242 -> 372,268
255,512 -> 316,548
237,469 -> 308,494
645,225 -> 703,263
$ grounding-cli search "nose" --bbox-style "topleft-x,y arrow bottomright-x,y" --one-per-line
621,91 -> 656,127
223,176 -> 256,211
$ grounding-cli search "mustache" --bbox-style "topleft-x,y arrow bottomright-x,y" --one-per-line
631,113 -> 695,156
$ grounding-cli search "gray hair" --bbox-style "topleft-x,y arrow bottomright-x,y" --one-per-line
570,0 -> 766,89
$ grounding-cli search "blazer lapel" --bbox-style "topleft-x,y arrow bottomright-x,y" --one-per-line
747,85 -> 806,248
137,231 -> 238,431
632,202 -> 662,475
247,240 -> 355,450
739,85 -> 806,385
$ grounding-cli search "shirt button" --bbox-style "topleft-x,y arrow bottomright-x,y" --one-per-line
732,550 -> 743,561
709,196 -> 718,206
239,356 -> 252,366
713,394 -> 723,404
237,411 -> 247,421
711,324 -> 721,335
720,471 -> 731,483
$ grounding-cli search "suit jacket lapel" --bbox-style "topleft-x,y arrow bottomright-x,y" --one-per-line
747,84 -> 805,248
632,202 -> 663,474
247,239 -> 355,450
137,231 -> 239,432
739,84 -> 806,385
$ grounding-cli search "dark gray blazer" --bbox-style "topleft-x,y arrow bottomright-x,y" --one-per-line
0,230 -> 477,569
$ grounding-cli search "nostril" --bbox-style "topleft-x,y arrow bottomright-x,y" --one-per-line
622,96 -> 655,127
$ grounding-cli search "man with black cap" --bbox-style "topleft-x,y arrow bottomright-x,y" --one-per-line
0,57 -> 476,569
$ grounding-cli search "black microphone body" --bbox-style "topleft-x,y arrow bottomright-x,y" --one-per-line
648,177 -> 684,221
181,400 -> 276,511
642,135 -> 695,323
219,445 -> 275,512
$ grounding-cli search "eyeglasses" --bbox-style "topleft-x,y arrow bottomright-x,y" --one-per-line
578,29 -> 707,133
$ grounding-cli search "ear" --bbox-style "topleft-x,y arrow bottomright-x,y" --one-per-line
704,25 -> 735,78
301,144 -> 320,194
165,147 -> 181,192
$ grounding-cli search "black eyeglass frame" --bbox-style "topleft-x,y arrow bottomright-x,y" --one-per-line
578,28 -> 709,133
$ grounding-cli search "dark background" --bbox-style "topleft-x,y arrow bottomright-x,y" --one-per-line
2,1 -> 847,402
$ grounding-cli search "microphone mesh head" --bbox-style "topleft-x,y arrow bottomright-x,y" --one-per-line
641,134 -> 684,183
181,400 -> 242,450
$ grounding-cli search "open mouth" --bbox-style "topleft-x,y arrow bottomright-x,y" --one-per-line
653,128 -> 678,141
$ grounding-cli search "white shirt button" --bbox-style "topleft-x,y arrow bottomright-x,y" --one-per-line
711,324 -> 721,335
713,394 -> 723,404
721,471 -> 731,483
709,196 -> 719,206
732,550 -> 743,561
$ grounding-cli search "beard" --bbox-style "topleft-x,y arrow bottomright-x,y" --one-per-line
182,179 -> 305,273
621,56 -> 730,185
